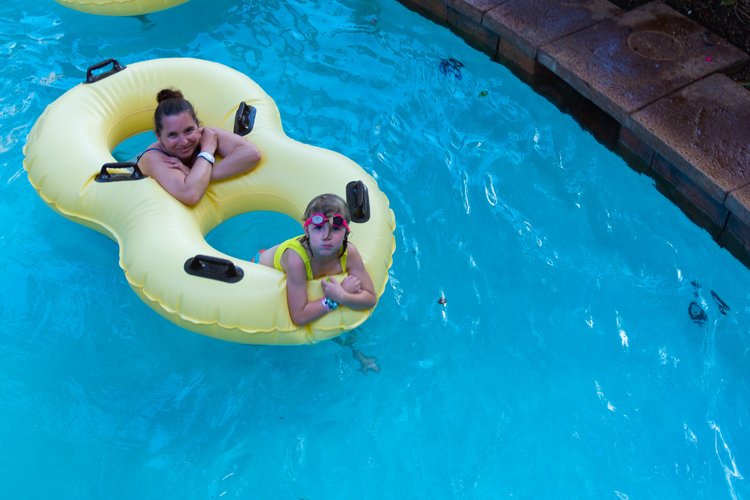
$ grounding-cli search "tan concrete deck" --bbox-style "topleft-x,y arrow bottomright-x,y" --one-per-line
398,0 -> 750,267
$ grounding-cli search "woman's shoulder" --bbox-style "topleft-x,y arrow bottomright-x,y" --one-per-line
137,142 -> 168,159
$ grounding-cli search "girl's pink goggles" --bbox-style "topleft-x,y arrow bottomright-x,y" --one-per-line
304,213 -> 350,231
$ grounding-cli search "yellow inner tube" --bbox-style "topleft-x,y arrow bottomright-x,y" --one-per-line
23,57 -> 396,345
54,0 -> 188,16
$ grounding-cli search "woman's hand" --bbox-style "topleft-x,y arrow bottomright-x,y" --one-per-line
137,146 -> 209,205
162,155 -> 188,173
199,127 -> 218,154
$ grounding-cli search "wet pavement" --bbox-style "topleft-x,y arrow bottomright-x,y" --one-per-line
399,0 -> 750,266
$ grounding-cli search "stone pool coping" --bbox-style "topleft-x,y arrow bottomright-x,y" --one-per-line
397,0 -> 750,267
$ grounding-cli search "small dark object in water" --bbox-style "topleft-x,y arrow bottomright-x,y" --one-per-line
439,58 -> 464,80
438,296 -> 447,305
479,90 -> 488,97
688,301 -> 708,324
710,290 -> 730,315
352,347 -> 380,375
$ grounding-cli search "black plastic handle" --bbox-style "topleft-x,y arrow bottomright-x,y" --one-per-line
233,102 -> 257,136
85,58 -> 126,84
95,162 -> 146,182
346,180 -> 370,223
184,254 -> 244,283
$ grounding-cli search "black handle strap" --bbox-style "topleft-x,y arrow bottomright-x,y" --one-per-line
184,254 -> 244,283
95,162 -> 146,182
85,58 -> 126,84
346,180 -> 370,223
234,102 -> 257,136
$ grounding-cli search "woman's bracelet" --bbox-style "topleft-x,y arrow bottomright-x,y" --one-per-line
321,297 -> 339,311
197,151 -> 215,166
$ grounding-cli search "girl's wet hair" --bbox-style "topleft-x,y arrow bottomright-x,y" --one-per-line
302,193 -> 351,222
301,193 -> 351,257
154,88 -> 199,134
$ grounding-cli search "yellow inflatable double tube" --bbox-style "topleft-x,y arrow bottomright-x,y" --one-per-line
54,0 -> 187,16
23,57 -> 396,345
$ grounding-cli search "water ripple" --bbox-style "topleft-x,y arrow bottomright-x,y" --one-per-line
709,421 -> 743,500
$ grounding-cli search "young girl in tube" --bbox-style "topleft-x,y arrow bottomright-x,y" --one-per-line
255,193 -> 377,326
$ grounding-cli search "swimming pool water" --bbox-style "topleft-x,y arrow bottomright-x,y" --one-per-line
2,0 -> 749,498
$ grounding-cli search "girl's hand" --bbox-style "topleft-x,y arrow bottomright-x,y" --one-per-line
341,275 -> 362,294
199,127 -> 218,154
321,277 -> 345,302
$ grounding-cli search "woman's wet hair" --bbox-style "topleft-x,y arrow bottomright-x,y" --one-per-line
154,88 -> 199,134
301,193 -> 351,257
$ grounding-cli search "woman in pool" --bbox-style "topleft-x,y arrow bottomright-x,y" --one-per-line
137,88 -> 261,205
256,193 -> 377,326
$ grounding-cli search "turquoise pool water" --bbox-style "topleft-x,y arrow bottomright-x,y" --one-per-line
2,0 -> 749,498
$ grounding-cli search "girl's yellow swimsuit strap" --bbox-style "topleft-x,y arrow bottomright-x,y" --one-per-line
272,236 -> 348,281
